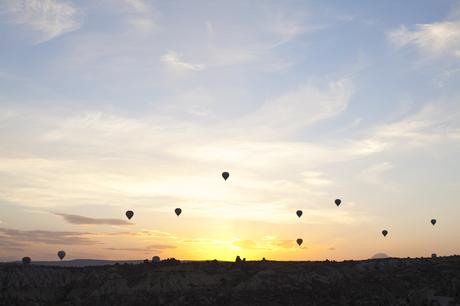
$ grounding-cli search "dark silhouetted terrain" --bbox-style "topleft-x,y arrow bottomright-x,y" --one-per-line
20,259 -> 149,267
1,256 -> 460,306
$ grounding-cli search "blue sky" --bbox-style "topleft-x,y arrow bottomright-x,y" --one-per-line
0,0 -> 459,261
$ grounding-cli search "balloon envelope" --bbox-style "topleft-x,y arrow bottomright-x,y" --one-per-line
382,230 -> 388,237
125,210 -> 134,220
22,257 -> 31,265
296,210 -> 303,218
175,208 -> 182,216
57,250 -> 66,260
335,199 -> 341,206
222,172 -> 229,181
431,219 -> 436,226
296,238 -> 303,246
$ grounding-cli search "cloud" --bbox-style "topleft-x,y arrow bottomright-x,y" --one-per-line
121,0 -> 155,33
0,236 -> 25,250
270,239 -> 305,249
0,0 -> 83,43
233,238 -> 301,251
0,227 -> 100,245
267,10 -> 313,48
358,162 -> 393,186
338,100 -> 460,160
387,21 -> 460,58
237,236 -> 311,251
54,213 -> 132,226
111,230 -> 177,239
161,51 -> 204,72
105,244 -> 176,252
243,79 -> 352,136
301,171 -> 332,187
123,0 -> 148,12
372,102 -> 460,146
126,16 -> 154,32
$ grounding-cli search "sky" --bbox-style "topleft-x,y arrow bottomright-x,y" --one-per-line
0,0 -> 460,262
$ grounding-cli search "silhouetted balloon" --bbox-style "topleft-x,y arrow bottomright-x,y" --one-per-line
57,250 -> 66,261
175,208 -> 182,216
125,210 -> 134,220
222,172 -> 229,181
296,238 -> 303,246
22,257 -> 31,265
382,230 -> 388,237
335,199 -> 341,206
152,256 -> 160,262
431,219 -> 436,226
296,210 -> 303,218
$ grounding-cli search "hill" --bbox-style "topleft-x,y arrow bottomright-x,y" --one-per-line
1,256 -> 460,305
22,259 -> 147,267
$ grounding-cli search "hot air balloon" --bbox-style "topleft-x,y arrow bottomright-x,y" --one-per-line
175,208 -> 182,216
125,210 -> 134,220
22,257 -> 31,265
382,230 -> 388,237
431,219 -> 436,226
296,238 -> 303,246
296,210 -> 303,218
335,199 -> 341,207
222,172 -> 229,181
57,250 -> 66,261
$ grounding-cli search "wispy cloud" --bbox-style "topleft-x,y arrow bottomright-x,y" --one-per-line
269,239 -> 299,249
0,227 -> 99,245
105,244 -> 176,252
0,235 -> 24,250
267,10 -> 313,48
121,0 -> 155,33
111,230 -> 177,239
0,0 -> 83,43
240,79 -> 352,137
126,16 -> 154,32
123,0 -> 148,12
54,213 -> 132,226
358,162 -> 394,186
301,171 -> 332,187
387,21 -> 460,58
161,51 -> 204,72
372,102 -> 460,146
232,238 -> 302,251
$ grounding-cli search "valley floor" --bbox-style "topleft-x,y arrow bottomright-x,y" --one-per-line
1,256 -> 460,305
